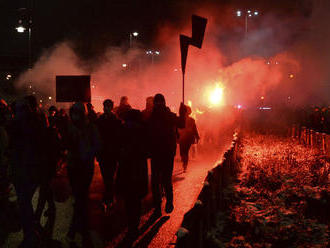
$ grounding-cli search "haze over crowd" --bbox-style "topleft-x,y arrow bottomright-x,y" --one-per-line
14,0 -> 330,111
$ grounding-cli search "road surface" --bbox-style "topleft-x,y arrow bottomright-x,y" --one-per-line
3,135 -> 232,248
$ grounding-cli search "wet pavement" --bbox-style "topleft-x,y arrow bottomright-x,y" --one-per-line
3,136 -> 232,248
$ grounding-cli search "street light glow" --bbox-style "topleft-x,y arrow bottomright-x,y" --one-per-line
132,32 -> 139,37
236,10 -> 241,17
49,96 -> 52,100
247,10 -> 251,13
155,51 -> 160,55
16,26 -> 26,33
122,63 -> 127,68
254,11 -> 259,16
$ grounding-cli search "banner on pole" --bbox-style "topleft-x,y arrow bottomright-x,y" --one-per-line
180,15 -> 208,74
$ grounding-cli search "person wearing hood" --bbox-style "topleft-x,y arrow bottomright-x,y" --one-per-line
147,94 -> 186,217
9,96 -> 48,248
95,99 -> 122,212
65,102 -> 100,247
116,109 -> 148,240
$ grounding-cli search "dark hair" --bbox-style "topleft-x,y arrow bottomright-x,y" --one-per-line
154,93 -> 166,106
103,99 -> 114,109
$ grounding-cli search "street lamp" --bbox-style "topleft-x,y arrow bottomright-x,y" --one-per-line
129,31 -> 139,48
16,16 -> 32,69
236,9 -> 259,36
146,50 -> 160,64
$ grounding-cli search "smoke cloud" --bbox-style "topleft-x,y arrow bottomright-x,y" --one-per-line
15,1 -> 329,113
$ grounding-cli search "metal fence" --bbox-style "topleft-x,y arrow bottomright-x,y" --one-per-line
175,132 -> 241,248
290,125 -> 330,156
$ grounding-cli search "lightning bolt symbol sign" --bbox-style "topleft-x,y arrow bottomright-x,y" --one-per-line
180,15 -> 208,103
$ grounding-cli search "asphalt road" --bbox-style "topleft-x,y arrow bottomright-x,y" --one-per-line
3,135 -> 232,248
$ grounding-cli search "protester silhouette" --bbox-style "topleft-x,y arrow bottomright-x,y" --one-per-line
147,94 -> 186,217
95,99 -> 122,212
65,102 -> 100,247
9,95 -> 48,248
115,96 -> 132,121
178,106 -> 200,172
116,109 -> 148,241
142,96 -> 154,121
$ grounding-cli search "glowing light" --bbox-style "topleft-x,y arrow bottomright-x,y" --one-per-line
48,96 -> 52,100
6,74 -> 12,80
248,14 -> 252,17
132,32 -> 139,37
254,11 -> 258,16
208,83 -> 224,106
236,10 -> 242,17
29,85 -> 32,89
261,96 -> 265,100
40,100 -> 43,103
16,26 -> 26,33
196,109 -> 204,114
188,100 -> 192,107
155,51 -> 160,55
289,74 -> 294,78
247,10 -> 251,13
237,104 -> 242,109
92,85 -> 95,89
122,63 -> 127,68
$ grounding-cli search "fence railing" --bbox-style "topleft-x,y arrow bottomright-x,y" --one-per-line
290,125 -> 330,156
175,132 -> 241,248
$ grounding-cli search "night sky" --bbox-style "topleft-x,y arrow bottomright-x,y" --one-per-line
0,0 -> 313,64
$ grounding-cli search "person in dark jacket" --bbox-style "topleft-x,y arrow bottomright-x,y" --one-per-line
35,116 -> 62,226
87,103 -> 98,124
114,96 -> 132,121
9,96 -> 48,248
147,94 -> 186,217
95,99 -> 122,212
65,102 -> 100,247
142,96 -> 154,122
116,109 -> 148,240
178,106 -> 200,172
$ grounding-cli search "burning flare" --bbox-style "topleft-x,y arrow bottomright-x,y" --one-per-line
208,83 -> 224,107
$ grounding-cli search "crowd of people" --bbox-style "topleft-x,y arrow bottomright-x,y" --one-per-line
0,93 -> 200,248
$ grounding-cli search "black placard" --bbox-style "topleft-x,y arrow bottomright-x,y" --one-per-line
56,75 -> 91,102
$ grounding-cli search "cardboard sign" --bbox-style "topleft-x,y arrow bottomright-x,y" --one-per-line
56,75 -> 91,102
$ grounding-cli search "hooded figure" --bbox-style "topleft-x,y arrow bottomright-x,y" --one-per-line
8,96 -> 48,248
178,106 -> 200,172
147,93 -> 186,217
65,102 -> 100,246
116,109 -> 148,239
95,99 -> 122,211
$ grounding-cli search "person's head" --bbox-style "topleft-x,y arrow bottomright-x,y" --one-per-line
48,105 -> 58,117
153,93 -> 166,107
146,96 -> 154,110
103,99 -> 114,114
24,95 -> 38,112
120,96 -> 128,106
69,102 -> 87,125
86,102 -> 94,112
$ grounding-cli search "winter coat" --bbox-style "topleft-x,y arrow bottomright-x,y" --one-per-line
147,106 -> 185,157
95,112 -> 122,161
116,110 -> 148,199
